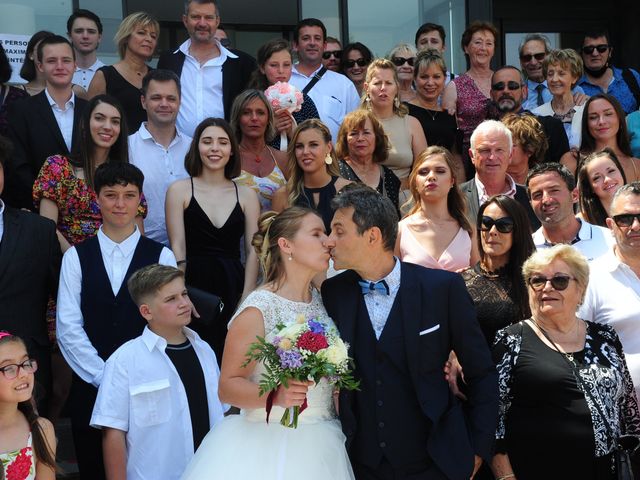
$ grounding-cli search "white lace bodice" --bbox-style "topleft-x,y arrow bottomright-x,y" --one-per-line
230,289 -> 338,424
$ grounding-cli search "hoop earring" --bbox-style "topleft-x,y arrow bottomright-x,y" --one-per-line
324,153 -> 333,165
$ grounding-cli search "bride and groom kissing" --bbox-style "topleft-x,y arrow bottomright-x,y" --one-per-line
183,183 -> 499,480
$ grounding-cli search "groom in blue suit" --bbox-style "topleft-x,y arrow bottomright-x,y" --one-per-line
321,184 -> 498,479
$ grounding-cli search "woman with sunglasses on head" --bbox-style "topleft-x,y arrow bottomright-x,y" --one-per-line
577,148 -> 627,227
462,195 -> 534,345
580,93 -> 640,183
340,42 -> 373,97
250,38 -> 320,150
388,43 -> 417,102
491,245 -> 640,480
362,59 -> 427,195
442,21 -> 497,179
395,146 -> 479,272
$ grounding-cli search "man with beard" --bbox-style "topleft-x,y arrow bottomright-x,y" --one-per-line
577,29 -> 640,115
157,0 -> 255,135
520,33 -> 585,111
526,162 -> 612,261
489,66 -> 570,164
321,36 -> 342,72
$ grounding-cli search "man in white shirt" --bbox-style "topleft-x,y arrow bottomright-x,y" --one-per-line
460,120 -> 540,229
289,18 -> 360,141
57,162 -> 176,479
157,0 -> 256,136
526,162 -> 613,261
129,70 -> 191,245
579,182 -> 640,399
67,9 -> 105,90
6,35 -> 87,209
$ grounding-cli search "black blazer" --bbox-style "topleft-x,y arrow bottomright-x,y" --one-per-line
322,263 -> 499,479
0,207 -> 61,345
460,177 -> 541,232
157,47 -> 256,121
5,91 -> 87,209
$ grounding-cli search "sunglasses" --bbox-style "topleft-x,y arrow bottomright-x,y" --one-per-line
491,81 -> 522,91
582,44 -> 610,55
391,56 -> 415,67
480,216 -> 514,233
520,52 -> 546,63
528,274 -> 575,291
322,50 -> 342,59
344,58 -> 368,68
612,213 -> 640,228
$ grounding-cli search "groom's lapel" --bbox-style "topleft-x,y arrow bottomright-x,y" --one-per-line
336,271 -> 361,346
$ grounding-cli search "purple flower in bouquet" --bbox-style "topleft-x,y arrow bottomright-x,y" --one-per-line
277,349 -> 303,369
308,320 -> 325,334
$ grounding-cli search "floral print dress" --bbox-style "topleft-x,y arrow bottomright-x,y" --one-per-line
0,434 -> 35,480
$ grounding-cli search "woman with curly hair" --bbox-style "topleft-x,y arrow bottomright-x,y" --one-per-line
502,113 -> 549,184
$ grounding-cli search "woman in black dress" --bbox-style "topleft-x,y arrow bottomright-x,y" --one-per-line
165,118 -> 260,360
492,245 -> 640,480
88,12 -> 158,132
335,109 -> 400,213
462,195 -> 534,345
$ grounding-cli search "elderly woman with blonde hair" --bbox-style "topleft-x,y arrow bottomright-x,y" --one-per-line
88,12 -> 159,131
501,113 -> 548,184
533,49 -> 585,150
388,42 -> 418,102
491,244 -> 640,480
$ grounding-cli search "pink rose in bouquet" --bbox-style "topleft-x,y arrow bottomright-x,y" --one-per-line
265,81 -> 304,150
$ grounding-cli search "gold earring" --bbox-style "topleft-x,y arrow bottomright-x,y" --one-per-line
324,153 -> 333,165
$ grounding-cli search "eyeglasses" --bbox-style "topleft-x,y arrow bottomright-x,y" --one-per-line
344,58 -> 368,68
0,359 -> 38,380
491,81 -> 522,91
582,44 -> 610,55
520,52 -> 546,63
528,274 -> 575,291
391,56 -> 415,67
322,50 -> 342,60
480,216 -> 514,233
612,213 -> 640,228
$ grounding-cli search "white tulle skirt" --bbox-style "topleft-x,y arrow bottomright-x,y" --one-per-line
181,411 -> 355,480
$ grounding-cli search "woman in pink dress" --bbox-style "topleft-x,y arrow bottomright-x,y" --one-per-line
395,146 -> 479,271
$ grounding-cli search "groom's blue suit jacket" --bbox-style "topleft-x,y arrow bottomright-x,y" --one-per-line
322,261 -> 498,479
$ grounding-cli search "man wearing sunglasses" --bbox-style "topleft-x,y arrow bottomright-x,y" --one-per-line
321,36 -> 342,72
580,182 -> 640,400
526,162 -> 612,261
519,33 -> 586,111
290,18 -> 360,142
577,29 -> 640,114
489,66 -> 570,164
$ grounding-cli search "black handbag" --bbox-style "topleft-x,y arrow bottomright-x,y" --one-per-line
534,321 -> 640,479
187,286 -> 224,327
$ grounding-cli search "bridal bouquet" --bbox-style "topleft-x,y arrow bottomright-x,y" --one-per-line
243,314 -> 359,428
264,81 -> 303,151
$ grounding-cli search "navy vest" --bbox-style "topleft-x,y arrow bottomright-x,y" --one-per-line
352,291 -> 432,469
76,235 -> 163,360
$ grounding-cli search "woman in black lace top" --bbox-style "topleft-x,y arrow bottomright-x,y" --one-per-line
462,195 -> 535,345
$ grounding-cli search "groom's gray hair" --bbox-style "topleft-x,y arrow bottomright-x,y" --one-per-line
331,183 -> 398,251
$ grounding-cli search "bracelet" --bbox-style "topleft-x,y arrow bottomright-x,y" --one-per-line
177,260 -> 187,266
497,474 -> 515,480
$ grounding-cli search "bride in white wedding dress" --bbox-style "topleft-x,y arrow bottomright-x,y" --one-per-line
181,207 -> 354,480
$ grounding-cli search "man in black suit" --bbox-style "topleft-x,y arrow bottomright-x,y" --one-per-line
157,0 -> 255,136
5,35 -> 87,210
460,119 -> 541,231
488,65 -> 570,164
0,135 -> 62,415
322,184 -> 498,480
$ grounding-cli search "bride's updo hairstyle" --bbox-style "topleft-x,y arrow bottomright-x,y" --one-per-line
252,206 -> 320,285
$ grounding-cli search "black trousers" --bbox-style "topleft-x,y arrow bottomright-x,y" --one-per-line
353,458 -> 449,480
68,374 -> 106,480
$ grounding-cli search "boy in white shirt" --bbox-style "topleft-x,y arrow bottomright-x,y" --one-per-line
91,264 -> 225,480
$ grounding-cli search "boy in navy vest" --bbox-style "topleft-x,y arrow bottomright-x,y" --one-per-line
92,264 -> 224,480
57,162 -> 177,479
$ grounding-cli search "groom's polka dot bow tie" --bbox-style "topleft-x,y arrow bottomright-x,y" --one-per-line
358,279 -> 390,295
